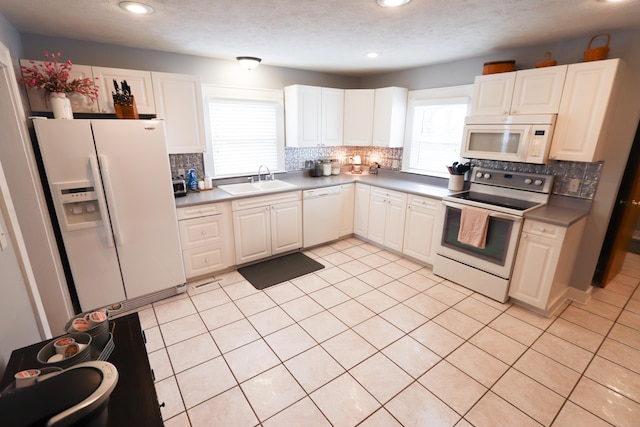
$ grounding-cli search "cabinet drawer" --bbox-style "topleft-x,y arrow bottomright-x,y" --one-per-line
522,220 -> 565,240
407,194 -> 439,210
371,187 -> 406,203
177,203 -> 227,220
182,246 -> 225,278
179,216 -> 226,249
231,191 -> 301,211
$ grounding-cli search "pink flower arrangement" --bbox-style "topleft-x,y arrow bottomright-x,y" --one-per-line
21,52 -> 99,101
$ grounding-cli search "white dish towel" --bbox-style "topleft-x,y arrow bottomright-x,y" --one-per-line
457,206 -> 490,249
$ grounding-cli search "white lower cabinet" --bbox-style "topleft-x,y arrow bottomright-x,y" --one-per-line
509,217 -> 586,315
402,195 -> 440,265
177,203 -> 235,279
368,187 -> 407,252
339,184 -> 355,237
353,183 -> 371,237
232,192 -> 302,264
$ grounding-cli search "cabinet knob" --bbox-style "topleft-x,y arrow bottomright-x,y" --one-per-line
204,258 -> 209,263
201,230 -> 207,235
522,233 -> 528,239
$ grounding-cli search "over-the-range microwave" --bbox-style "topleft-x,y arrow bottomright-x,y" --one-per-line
461,114 -> 556,164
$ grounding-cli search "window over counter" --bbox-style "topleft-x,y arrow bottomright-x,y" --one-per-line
202,85 -> 285,178
402,85 -> 473,178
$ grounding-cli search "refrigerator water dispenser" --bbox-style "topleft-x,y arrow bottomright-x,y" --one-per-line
52,181 -> 103,231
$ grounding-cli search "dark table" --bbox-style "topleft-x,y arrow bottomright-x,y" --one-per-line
0,312 -> 163,426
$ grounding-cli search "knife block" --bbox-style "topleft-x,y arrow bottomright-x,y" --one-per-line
114,95 -> 139,119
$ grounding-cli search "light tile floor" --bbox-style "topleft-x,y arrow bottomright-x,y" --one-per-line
135,238 -> 640,426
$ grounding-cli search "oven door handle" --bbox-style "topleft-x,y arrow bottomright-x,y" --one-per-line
442,200 -> 523,223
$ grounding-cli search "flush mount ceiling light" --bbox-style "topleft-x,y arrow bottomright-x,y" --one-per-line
119,2 -> 155,15
236,56 -> 262,70
367,52 -> 380,58
376,0 -> 411,7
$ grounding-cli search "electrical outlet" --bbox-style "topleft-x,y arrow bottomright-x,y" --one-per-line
299,160 -> 306,169
568,178 -> 581,193
177,168 -> 185,178
392,159 -> 399,169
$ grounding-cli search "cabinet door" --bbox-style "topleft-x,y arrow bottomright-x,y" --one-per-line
509,232 -> 561,310
20,60 -> 99,113
339,184 -> 355,236
470,72 -> 516,116
353,184 -> 370,237
271,201 -> 302,255
152,72 -> 206,153
367,193 -> 388,245
402,196 -> 440,264
510,66 -> 567,115
384,194 -> 407,252
284,85 -> 321,147
233,206 -> 271,264
92,66 -> 156,114
321,88 -> 344,146
373,87 -> 407,148
343,89 -> 375,146
549,59 -> 618,162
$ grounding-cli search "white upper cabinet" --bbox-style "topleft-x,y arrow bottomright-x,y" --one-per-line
92,66 -> 156,115
20,60 -> 99,113
152,72 -> 206,154
373,87 -> 408,148
549,59 -> 619,162
470,66 -> 567,116
344,87 -> 408,147
510,66 -> 567,115
285,85 -> 344,147
343,89 -> 375,146
321,88 -> 345,146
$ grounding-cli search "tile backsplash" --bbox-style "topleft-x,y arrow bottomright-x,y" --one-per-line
471,159 -> 602,199
284,146 -> 403,171
170,149 -> 602,200
169,153 -> 205,179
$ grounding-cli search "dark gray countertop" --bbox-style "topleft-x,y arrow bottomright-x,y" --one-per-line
174,170 -> 453,208
524,196 -> 591,227
175,170 -> 592,227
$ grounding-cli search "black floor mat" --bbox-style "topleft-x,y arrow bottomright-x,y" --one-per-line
238,252 -> 325,290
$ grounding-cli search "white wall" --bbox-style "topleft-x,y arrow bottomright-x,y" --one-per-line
0,16 -> 74,336
19,34 -> 361,90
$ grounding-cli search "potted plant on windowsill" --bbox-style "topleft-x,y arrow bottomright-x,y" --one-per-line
21,52 -> 99,119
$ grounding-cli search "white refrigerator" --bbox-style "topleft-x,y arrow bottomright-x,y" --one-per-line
33,119 -> 185,311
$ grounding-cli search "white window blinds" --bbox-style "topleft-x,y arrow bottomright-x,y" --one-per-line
203,86 -> 284,178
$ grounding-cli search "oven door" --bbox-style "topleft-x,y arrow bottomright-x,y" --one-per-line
436,200 -> 523,279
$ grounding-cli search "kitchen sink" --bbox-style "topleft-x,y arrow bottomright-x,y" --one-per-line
218,180 -> 297,195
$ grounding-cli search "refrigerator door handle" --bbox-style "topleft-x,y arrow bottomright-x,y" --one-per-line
89,155 -> 115,248
98,154 -> 125,246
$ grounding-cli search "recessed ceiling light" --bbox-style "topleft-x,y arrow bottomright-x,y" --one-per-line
377,0 -> 411,7
367,52 -> 380,58
119,2 -> 155,15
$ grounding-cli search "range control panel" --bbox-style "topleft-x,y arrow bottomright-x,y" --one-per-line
52,181 -> 103,231
470,167 -> 554,194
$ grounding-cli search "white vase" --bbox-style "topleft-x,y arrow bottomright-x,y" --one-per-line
50,92 -> 73,119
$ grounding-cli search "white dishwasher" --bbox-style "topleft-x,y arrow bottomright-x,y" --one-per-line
303,186 -> 342,247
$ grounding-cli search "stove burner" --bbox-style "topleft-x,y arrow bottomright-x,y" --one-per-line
449,191 -> 540,211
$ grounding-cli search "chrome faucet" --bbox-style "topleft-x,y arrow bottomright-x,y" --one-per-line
257,164 -> 271,181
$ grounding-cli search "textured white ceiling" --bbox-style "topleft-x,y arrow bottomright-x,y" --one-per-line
1,0 -> 640,75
